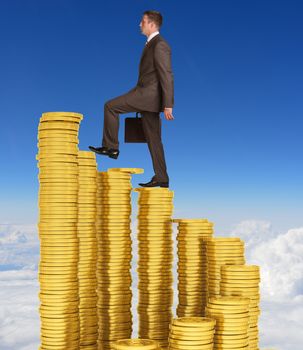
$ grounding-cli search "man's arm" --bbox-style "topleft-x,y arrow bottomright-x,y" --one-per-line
154,41 -> 174,114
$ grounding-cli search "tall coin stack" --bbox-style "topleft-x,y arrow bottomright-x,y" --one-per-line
78,151 -> 98,349
206,238 -> 245,297
168,317 -> 216,350
205,296 -> 250,350
172,219 -> 214,317
113,339 -> 161,350
134,187 -> 174,350
96,168 -> 143,350
220,265 -> 261,350
37,111 -> 83,350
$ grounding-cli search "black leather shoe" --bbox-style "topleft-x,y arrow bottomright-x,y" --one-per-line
138,179 -> 169,188
88,146 -> 119,159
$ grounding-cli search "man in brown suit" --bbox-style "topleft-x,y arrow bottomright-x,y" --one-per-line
89,10 -> 174,188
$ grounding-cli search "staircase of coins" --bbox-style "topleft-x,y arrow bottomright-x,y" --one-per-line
37,112 -> 262,350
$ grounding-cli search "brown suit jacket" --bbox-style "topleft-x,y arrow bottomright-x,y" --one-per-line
125,34 -> 174,112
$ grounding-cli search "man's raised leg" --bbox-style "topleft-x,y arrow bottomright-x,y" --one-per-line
89,92 -> 139,158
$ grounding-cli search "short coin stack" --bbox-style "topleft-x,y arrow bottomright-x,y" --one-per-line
112,339 -> 161,350
134,187 -> 174,350
173,219 -> 214,317
78,151 -> 98,349
168,317 -> 216,350
206,238 -> 245,297
220,265 -> 261,350
205,296 -> 250,350
37,111 -> 83,350
96,168 -> 143,350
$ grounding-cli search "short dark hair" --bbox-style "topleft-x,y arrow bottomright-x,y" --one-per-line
143,10 -> 163,29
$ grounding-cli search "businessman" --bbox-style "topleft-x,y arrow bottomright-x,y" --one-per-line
89,10 -> 174,188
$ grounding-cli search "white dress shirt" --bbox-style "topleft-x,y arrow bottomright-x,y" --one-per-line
146,31 -> 159,45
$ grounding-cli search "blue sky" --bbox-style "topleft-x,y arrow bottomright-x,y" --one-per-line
0,0 -> 303,231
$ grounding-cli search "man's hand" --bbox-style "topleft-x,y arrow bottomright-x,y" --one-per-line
164,107 -> 174,120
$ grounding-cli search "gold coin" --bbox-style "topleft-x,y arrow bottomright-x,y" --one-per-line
99,177 -> 132,182
137,201 -> 173,208
112,339 -> 160,350
38,144 -> 78,151
221,271 -> 260,277
173,218 -> 210,223
138,227 -> 173,232
169,332 -> 214,341
98,170 -> 131,176
41,111 -> 83,119
134,186 -> 172,192
208,296 -> 250,306
206,245 -> 244,250
138,212 -> 173,216
206,244 -> 244,249
171,317 -> 215,328
108,168 -> 144,174
38,138 -> 79,145
38,132 -> 78,141
168,345 -> 213,350
139,206 -> 173,210
37,151 -> 78,158
98,186 -> 132,191
138,203 -> 173,208
39,167 -> 78,173
38,119 -> 80,129
137,196 -> 174,202
220,280 -> 260,287
78,151 -> 96,159
38,162 -> 78,168
169,339 -> 213,346
206,305 -> 249,314
39,230 -> 77,236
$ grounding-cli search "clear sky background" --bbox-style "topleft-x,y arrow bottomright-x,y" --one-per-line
0,1 -> 303,349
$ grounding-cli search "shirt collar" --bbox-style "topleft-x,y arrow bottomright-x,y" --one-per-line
147,31 -> 159,43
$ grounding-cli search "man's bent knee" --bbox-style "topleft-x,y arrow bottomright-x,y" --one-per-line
104,100 -> 113,110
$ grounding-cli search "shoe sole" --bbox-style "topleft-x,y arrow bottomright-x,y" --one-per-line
139,184 -> 169,188
89,147 -> 118,159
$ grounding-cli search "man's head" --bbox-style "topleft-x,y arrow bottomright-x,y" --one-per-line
140,10 -> 163,37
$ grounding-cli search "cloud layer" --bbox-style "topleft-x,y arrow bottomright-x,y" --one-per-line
0,224 -> 39,270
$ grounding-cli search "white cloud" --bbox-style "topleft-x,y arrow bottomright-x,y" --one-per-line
0,224 -> 39,270
230,219 -> 275,248
259,297 -> 303,350
0,269 -> 40,350
230,220 -> 303,301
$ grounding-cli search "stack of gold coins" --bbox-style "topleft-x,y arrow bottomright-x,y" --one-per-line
205,296 -> 250,350
112,339 -> 160,350
206,238 -> 245,297
77,151 -> 98,349
37,111 -> 83,350
220,265 -> 261,350
168,317 -> 216,350
172,219 -> 214,317
134,187 -> 174,350
96,168 -> 143,350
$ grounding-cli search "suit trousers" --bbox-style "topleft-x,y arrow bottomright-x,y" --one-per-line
102,92 -> 169,182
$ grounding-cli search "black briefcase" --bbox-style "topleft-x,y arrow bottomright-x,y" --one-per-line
124,112 -> 146,143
